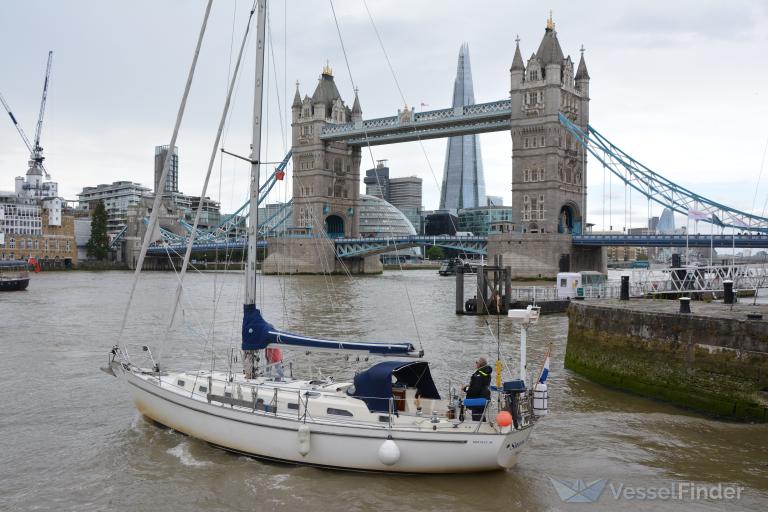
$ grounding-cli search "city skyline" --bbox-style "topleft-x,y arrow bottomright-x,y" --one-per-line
1,1 -> 767,229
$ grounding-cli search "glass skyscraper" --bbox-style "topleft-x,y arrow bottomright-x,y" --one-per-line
439,43 -> 486,211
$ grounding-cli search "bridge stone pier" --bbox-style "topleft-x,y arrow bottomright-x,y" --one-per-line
487,233 -> 606,279
263,236 -> 381,274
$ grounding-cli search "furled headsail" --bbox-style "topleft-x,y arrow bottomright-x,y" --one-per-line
242,305 -> 422,357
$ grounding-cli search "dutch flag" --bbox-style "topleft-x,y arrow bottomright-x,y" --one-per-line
539,355 -> 550,384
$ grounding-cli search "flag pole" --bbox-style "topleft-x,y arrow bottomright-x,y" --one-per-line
686,215 -> 690,266
535,343 -> 553,384
710,215 -> 713,268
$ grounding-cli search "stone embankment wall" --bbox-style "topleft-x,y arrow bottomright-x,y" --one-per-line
566,300 -> 768,422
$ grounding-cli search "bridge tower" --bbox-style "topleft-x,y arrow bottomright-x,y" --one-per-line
510,14 -> 589,235
290,65 -> 362,238
262,65 -> 381,274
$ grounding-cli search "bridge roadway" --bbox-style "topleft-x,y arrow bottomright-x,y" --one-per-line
146,233 -> 768,257
573,233 -> 768,248
320,99 -> 512,146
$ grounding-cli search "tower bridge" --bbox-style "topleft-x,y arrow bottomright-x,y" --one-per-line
132,15 -> 768,277
319,99 -> 513,146
258,15 -> 592,276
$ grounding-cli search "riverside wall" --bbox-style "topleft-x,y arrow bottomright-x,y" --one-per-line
566,300 -> 768,422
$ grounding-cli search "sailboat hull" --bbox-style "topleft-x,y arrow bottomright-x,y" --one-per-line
124,371 -> 532,473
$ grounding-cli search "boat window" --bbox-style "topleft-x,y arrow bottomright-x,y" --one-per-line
287,403 -> 299,410
224,392 -> 232,398
378,415 -> 390,423
199,385 -> 208,393
327,408 -> 353,417
177,379 -> 185,387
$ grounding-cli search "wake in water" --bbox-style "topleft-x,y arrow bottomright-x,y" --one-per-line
166,441 -> 210,467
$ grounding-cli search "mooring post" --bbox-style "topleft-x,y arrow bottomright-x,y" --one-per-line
620,275 -> 630,301
477,269 -> 487,315
679,296 -> 691,314
456,267 -> 465,314
723,280 -> 734,304
504,266 -> 512,313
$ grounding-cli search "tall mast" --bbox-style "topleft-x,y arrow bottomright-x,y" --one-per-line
245,0 -> 268,306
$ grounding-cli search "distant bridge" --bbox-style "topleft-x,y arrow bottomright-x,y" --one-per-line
142,233 -> 768,258
572,234 -> 768,248
334,235 -> 487,258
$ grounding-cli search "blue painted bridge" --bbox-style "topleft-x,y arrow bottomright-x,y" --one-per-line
144,233 -> 768,258
334,235 -> 487,258
573,234 -> 768,248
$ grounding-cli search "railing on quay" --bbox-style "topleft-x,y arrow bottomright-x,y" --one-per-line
507,286 -> 559,302
629,264 -> 768,295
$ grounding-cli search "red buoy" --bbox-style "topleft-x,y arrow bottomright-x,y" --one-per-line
496,411 -> 513,427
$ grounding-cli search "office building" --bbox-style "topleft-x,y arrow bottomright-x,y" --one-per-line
459,206 -> 514,236
363,161 -> 390,200
0,171 -> 76,267
77,181 -> 151,234
359,194 -> 420,261
440,43 -> 486,210
154,145 -> 179,194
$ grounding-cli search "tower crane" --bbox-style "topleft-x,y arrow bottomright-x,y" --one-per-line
0,51 -> 54,179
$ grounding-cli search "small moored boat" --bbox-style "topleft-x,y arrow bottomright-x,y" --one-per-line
0,260 -> 30,291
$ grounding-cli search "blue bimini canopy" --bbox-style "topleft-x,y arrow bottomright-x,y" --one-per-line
241,305 -> 422,357
351,361 -> 440,412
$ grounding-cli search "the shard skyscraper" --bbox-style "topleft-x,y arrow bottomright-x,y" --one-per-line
439,43 -> 486,211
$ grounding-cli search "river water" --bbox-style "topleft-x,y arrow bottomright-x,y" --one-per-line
1,270 -> 766,511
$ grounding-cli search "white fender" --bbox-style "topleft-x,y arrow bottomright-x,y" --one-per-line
377,439 -> 400,466
297,424 -> 311,456
533,382 -> 548,416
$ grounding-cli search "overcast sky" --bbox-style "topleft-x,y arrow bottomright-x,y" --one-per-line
1,0 -> 767,231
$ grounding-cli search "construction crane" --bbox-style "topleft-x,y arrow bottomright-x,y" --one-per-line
0,50 -> 54,179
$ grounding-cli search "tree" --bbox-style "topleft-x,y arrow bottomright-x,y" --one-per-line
426,245 -> 445,260
87,201 -> 110,261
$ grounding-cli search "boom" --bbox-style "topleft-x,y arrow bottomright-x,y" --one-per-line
34,51 -> 54,156
0,92 -> 34,153
0,51 -> 54,179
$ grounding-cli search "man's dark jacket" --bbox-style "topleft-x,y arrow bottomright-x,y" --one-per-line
466,364 -> 493,399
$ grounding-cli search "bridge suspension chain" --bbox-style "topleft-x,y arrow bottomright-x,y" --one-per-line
559,113 -> 768,233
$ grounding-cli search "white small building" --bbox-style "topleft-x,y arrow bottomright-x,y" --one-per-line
556,272 -> 581,299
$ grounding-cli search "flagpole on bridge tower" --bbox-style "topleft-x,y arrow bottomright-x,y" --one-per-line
710,217 -> 713,268
686,216 -> 690,266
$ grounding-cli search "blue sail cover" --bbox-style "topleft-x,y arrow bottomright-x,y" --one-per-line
241,305 -> 421,357
351,361 -> 440,412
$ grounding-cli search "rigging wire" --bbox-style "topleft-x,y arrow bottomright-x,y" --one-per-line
755,135 -> 768,218
157,0 -> 259,363
602,164 -> 606,230
328,0 -> 423,349
357,0 -> 505,354
117,0 -> 214,349
210,0 -> 239,371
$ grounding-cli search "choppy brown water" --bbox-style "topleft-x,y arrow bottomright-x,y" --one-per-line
1,270 -> 766,511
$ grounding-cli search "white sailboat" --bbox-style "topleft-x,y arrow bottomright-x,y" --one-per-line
105,0 -> 547,473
